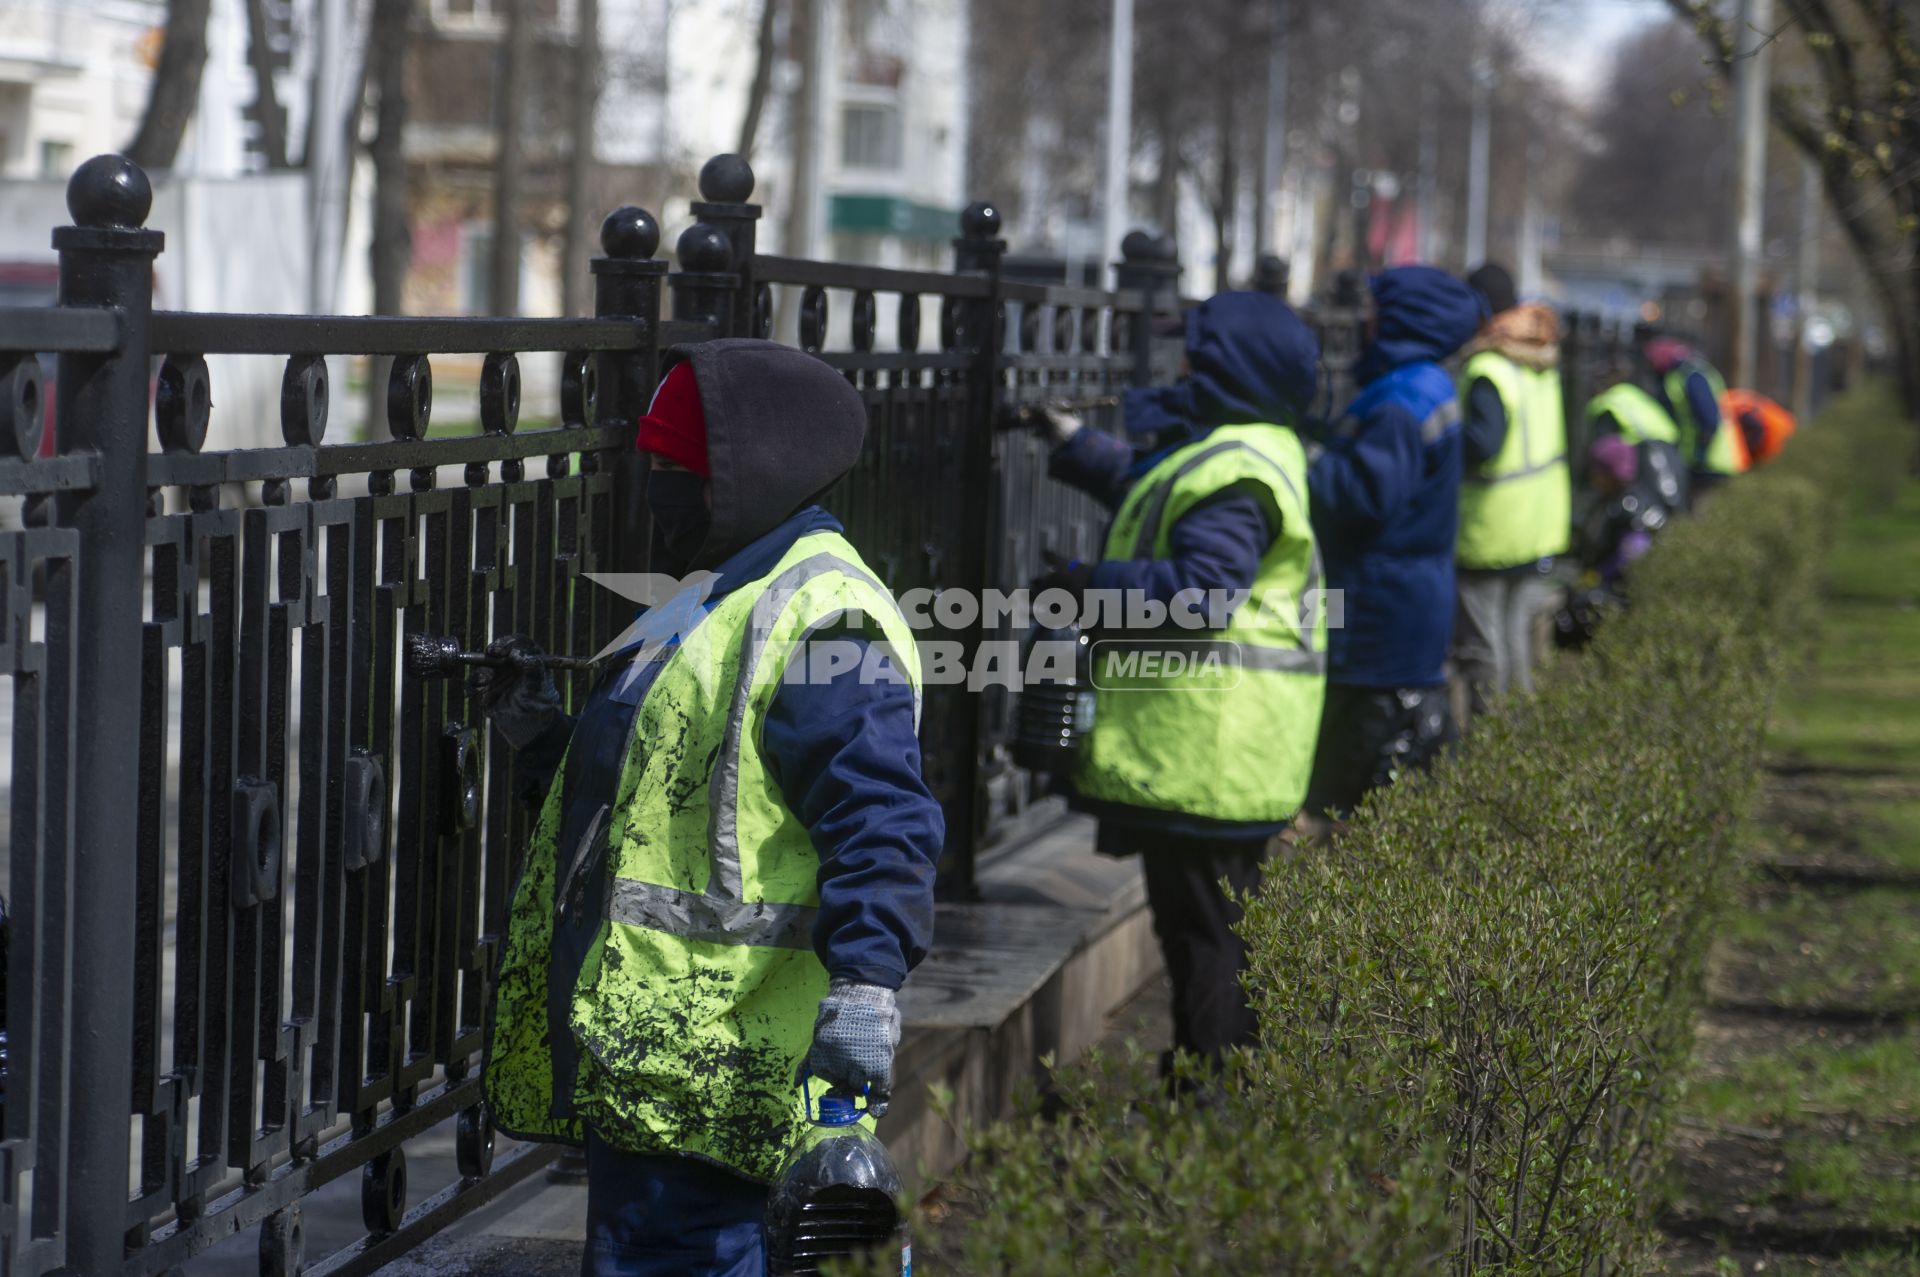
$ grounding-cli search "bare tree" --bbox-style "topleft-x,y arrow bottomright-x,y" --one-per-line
964,0 -> 1593,295
127,0 -> 214,170
243,0 -> 292,168
781,0 -> 818,259
1569,21 -> 1735,245
1665,0 -> 1920,422
490,0 -> 532,316
738,0 -> 779,159
965,0 -> 1108,240
561,0 -> 603,316
364,0 -> 411,438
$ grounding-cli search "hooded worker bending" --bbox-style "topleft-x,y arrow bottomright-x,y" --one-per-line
476,339 -> 943,1277
1033,291 -> 1326,1074
1636,325 -> 1741,492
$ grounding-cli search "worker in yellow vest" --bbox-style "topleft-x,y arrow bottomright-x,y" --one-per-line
1636,324 -> 1742,491
476,341 -> 943,1276
1586,377 -> 1692,515
1033,291 -> 1325,1075
1451,264 -> 1571,723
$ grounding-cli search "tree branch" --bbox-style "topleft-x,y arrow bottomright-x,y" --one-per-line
126,0 -> 213,171
737,0 -> 778,159
243,0 -> 291,168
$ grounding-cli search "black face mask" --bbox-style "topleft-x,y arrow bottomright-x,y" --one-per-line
646,469 -> 711,572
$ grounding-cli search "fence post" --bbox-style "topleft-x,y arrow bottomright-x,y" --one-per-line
53,155 -> 162,1275
689,155 -> 762,339
1115,230 -> 1179,386
668,218 -> 741,336
1561,308 -> 1585,431
592,204 -> 665,573
946,200 -> 1006,900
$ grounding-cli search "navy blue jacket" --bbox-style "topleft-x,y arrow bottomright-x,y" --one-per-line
1046,291 -> 1321,845
1310,266 -> 1486,689
1051,427 -> 1276,626
520,506 -> 942,994
1461,377 -> 1507,467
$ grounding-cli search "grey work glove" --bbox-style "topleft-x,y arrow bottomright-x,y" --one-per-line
800,980 -> 901,1117
467,634 -> 562,751
1039,403 -> 1086,448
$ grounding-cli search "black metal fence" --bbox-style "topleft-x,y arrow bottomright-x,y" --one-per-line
1560,309 -> 1640,473
0,149 -> 1626,1277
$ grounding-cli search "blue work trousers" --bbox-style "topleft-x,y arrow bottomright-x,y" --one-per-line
583,1135 -> 767,1277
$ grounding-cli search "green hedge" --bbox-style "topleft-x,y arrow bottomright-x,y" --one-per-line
855,407 -> 1852,1275
1240,456 -> 1830,1272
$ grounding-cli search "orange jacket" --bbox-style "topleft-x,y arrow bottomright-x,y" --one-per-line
1720,390 -> 1797,470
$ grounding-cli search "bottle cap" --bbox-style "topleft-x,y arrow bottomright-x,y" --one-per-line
815,1093 -> 861,1127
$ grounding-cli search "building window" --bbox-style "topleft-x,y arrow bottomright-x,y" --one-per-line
428,0 -> 568,37
39,140 -> 72,178
841,102 -> 901,171
431,0 -> 499,28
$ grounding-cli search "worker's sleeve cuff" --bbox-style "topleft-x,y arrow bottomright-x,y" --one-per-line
826,962 -> 907,992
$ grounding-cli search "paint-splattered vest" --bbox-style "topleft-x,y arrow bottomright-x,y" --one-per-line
485,530 -> 921,1181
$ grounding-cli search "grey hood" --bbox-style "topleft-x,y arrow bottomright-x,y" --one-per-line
667,338 -> 870,569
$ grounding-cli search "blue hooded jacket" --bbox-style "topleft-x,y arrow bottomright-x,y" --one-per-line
1310,266 -> 1487,689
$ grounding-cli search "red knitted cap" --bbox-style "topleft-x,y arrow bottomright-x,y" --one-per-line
635,362 -> 709,476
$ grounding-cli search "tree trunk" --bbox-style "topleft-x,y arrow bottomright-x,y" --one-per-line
1318,150 -> 1350,284
243,0 -> 291,168
1151,94 -> 1179,232
303,0 -> 367,172
490,0 -> 532,317
561,0 -> 602,317
737,0 -> 779,160
1891,272 -> 1920,423
126,0 -> 214,171
781,0 -> 817,263
1213,73 -> 1236,293
364,0 -> 412,440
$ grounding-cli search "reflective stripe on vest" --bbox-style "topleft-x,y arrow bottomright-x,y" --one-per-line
1587,383 -> 1680,447
1119,435 -> 1327,672
1456,351 -> 1571,569
485,531 -> 919,1180
1077,424 -> 1328,822
607,551 -> 919,950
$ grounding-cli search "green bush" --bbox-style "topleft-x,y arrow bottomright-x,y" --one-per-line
884,1050 -> 1453,1275
1243,488 -> 1823,1271
855,404 -> 1852,1275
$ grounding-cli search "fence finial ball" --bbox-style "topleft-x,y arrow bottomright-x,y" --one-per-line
67,154 -> 152,230
698,154 -> 755,203
1120,229 -> 1158,261
676,222 -> 733,272
600,205 -> 659,259
960,200 -> 1001,239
